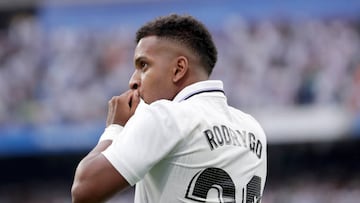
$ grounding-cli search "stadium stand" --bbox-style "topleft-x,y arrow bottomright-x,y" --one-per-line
0,0 -> 360,202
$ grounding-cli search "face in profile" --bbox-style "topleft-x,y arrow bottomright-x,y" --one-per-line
129,36 -> 181,104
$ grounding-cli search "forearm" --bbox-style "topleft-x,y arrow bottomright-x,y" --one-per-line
74,124 -> 123,180
71,90 -> 139,203
72,124 -> 129,203
72,141 -> 113,203
80,140 -> 112,164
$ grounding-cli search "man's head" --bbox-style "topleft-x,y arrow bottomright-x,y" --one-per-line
135,14 -> 217,75
129,14 -> 217,104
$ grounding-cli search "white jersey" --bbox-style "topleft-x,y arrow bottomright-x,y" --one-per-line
103,80 -> 267,203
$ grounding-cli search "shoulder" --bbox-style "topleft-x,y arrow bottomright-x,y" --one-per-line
135,99 -> 198,133
234,108 -> 259,125
145,99 -> 193,118
229,106 -> 257,123
133,99 -> 189,127
229,106 -> 266,138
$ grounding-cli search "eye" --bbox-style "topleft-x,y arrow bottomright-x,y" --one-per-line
140,61 -> 148,69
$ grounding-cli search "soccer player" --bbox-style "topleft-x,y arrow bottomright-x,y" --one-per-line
71,14 -> 267,203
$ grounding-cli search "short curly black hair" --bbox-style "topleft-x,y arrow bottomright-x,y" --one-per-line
136,14 -> 217,76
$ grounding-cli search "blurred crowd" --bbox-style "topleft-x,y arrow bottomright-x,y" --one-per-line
0,15 -> 135,126
1,14 -> 360,127
1,11 -> 360,203
216,16 -> 360,111
264,174 -> 360,203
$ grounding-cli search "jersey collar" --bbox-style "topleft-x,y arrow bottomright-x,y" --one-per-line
173,80 -> 225,102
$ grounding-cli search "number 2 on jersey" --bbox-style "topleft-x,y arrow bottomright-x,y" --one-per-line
185,167 -> 262,203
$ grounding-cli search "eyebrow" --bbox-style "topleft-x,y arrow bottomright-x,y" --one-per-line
134,56 -> 147,66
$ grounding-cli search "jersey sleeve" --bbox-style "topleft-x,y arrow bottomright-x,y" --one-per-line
102,100 -> 183,186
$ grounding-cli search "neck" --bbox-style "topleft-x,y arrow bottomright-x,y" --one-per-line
173,69 -> 209,100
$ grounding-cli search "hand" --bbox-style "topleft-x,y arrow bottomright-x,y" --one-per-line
106,90 -> 140,127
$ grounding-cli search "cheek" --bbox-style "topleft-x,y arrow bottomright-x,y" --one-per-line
141,70 -> 173,102
139,72 -> 159,100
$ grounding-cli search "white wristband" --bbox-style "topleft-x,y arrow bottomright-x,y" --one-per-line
98,124 -> 124,143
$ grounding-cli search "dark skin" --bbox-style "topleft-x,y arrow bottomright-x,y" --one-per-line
71,36 -> 208,203
71,90 -> 140,203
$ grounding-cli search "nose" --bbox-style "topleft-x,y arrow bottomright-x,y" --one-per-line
129,71 -> 140,90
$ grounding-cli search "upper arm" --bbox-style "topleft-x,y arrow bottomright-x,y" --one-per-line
101,102 -> 185,185
71,141 -> 130,203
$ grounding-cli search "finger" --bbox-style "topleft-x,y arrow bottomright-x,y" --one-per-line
124,90 -> 134,108
130,90 -> 140,114
106,97 -> 116,126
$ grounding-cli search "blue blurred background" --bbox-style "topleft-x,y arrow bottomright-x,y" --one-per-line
1,0 -> 360,202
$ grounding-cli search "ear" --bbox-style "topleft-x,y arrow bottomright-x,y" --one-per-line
172,56 -> 188,83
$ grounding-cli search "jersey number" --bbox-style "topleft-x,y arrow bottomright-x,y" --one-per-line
185,167 -> 262,203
